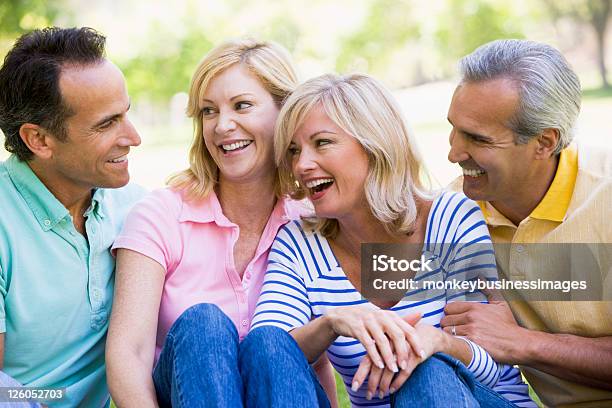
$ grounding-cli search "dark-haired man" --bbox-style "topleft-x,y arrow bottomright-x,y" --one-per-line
444,39 -> 612,407
0,27 -> 144,407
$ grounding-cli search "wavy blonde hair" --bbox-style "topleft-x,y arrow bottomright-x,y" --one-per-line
168,39 -> 298,200
275,73 -> 431,238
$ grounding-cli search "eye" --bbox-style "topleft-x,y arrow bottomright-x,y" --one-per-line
99,118 -> 118,130
201,107 -> 216,116
316,139 -> 331,147
287,145 -> 300,156
235,101 -> 253,110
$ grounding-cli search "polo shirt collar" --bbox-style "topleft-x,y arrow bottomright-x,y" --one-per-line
177,189 -> 294,226
529,144 -> 578,222
5,155 -> 69,231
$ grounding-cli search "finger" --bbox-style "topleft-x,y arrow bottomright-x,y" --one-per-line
351,355 -> 372,392
355,324 -> 385,369
442,323 -> 467,336
444,301 -> 479,315
440,312 -> 469,328
390,357 -> 419,393
393,318 -> 425,361
401,312 -> 421,326
365,319 -> 397,372
378,368 -> 395,399
367,365 -> 383,401
478,284 -> 505,303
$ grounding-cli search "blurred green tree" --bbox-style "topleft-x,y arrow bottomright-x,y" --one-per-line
435,0 -> 524,66
336,0 -> 419,83
0,0 -> 66,57
542,0 -> 611,88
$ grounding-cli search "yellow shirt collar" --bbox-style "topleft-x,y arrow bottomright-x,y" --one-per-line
529,144 -> 578,222
478,144 -> 578,225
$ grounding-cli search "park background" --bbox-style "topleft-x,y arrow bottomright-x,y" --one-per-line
1,0 -> 611,406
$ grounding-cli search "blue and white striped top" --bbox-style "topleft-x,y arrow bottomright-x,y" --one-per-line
252,191 -> 535,407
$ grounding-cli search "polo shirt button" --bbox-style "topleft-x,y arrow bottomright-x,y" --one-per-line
44,219 -> 51,226
515,245 -> 525,253
241,319 -> 248,327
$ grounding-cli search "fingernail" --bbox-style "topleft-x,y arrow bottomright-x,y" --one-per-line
378,391 -> 384,399
366,391 -> 373,400
399,359 -> 407,370
391,362 -> 399,373
351,381 -> 359,392
420,349 -> 426,359
390,387 -> 396,394
376,360 -> 385,369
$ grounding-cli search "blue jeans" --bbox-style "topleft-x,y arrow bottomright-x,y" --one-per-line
391,353 -> 517,407
152,303 -> 330,408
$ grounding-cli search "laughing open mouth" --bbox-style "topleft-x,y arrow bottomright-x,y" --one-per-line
305,178 -> 334,195
220,140 -> 252,153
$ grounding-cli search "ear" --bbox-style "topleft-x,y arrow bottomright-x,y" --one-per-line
19,124 -> 55,160
534,128 -> 559,159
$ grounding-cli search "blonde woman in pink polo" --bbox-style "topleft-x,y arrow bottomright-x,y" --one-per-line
106,40 -> 335,408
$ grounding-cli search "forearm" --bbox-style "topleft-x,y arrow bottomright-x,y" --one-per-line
313,354 -> 339,408
517,331 -> 612,390
290,315 -> 337,363
107,350 -> 159,407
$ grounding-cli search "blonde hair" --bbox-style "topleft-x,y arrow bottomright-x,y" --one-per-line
275,73 -> 431,238
168,39 -> 298,200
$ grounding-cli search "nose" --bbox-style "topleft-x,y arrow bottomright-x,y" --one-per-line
120,117 -> 141,147
293,146 -> 317,178
215,109 -> 237,135
447,129 -> 469,164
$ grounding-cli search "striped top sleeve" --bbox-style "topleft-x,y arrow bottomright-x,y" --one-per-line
251,224 -> 313,331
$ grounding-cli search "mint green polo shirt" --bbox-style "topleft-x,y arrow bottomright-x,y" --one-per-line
0,155 -> 145,407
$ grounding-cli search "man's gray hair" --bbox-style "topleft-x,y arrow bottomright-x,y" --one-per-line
459,39 -> 581,154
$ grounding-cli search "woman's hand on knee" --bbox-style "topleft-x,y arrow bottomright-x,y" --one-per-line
327,307 -> 423,372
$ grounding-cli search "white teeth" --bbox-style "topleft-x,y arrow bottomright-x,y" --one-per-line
462,168 -> 486,178
221,140 -> 252,151
305,178 -> 334,188
108,155 -> 127,163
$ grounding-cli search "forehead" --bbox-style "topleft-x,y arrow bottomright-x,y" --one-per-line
59,60 -> 128,119
293,104 -> 338,139
448,78 -> 520,134
203,63 -> 269,100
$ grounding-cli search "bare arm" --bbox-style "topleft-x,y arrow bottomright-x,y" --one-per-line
442,301 -> 612,390
106,249 -> 165,407
312,353 -> 338,408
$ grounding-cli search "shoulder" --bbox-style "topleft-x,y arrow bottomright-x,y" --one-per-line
426,190 -> 488,244
578,144 -> 612,180
277,219 -> 318,241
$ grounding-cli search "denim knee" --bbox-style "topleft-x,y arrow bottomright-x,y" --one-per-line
168,303 -> 237,344
240,326 -> 304,367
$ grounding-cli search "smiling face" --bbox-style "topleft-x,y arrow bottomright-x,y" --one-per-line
447,78 -> 539,203
200,63 -> 279,186
289,104 -> 370,220
47,60 -> 140,195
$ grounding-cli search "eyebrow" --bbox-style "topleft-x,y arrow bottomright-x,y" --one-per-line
447,117 -> 492,142
93,101 -> 131,128
308,130 -> 337,139
201,93 -> 256,104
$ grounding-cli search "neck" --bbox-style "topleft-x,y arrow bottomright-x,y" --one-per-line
217,174 -> 277,230
491,155 -> 559,226
28,159 -> 93,221
333,198 -> 428,257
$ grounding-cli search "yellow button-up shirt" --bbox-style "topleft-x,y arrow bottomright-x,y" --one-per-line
452,144 -> 612,407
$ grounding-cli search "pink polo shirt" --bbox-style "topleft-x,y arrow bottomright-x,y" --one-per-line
112,187 -> 304,362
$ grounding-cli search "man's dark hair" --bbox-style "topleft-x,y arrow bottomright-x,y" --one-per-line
0,27 -> 106,161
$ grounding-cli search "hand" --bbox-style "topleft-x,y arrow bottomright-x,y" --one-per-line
351,321 -> 442,399
327,307 -> 423,372
440,289 -> 528,363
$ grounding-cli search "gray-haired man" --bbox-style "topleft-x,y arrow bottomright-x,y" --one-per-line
445,39 -> 612,407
